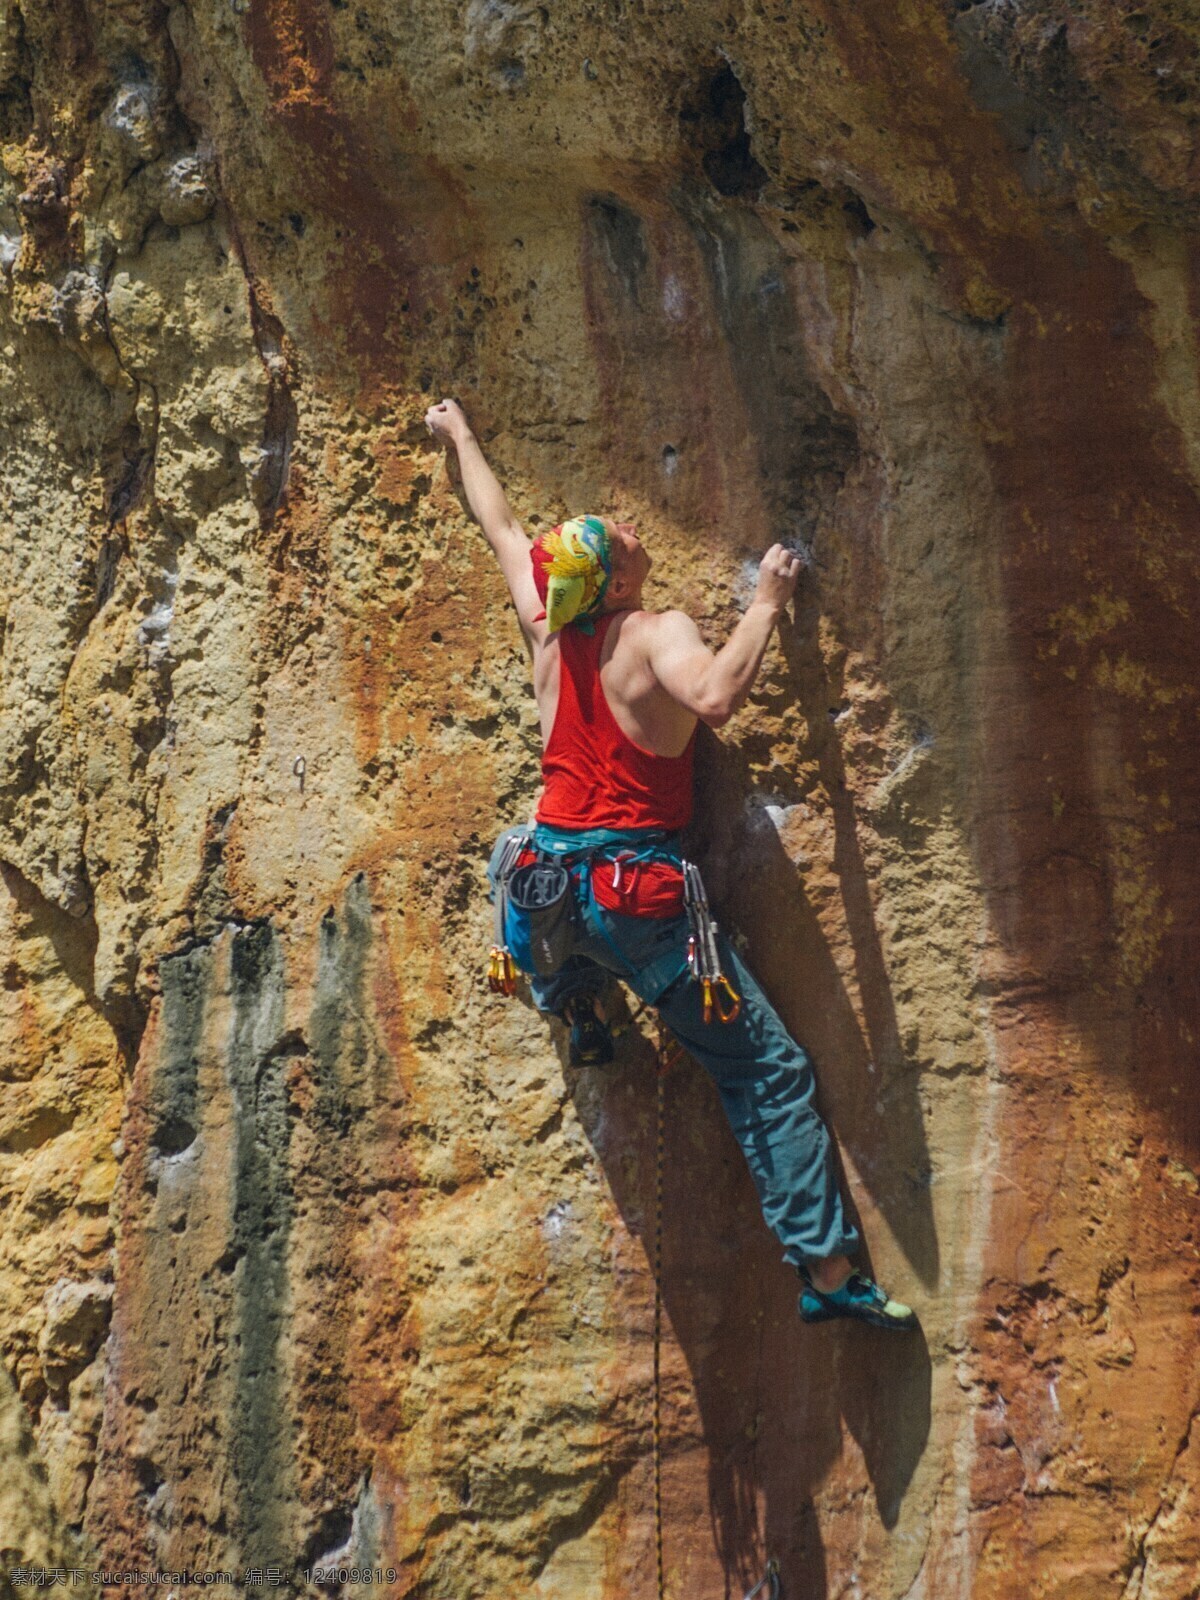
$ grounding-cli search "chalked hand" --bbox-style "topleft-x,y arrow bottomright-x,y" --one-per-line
424,397 -> 468,443
754,542 -> 802,613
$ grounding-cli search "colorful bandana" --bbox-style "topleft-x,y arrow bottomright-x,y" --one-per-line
530,515 -> 612,633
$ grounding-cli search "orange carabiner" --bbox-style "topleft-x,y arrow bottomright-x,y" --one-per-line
713,975 -> 741,1024
702,977 -> 714,1025
488,946 -> 518,997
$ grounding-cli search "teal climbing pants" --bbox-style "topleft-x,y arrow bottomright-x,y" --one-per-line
488,821 -> 860,1268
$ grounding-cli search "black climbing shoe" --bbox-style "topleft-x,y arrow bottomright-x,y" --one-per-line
797,1265 -> 918,1331
561,997 -> 614,1067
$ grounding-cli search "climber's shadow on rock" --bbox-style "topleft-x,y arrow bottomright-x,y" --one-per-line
704,601 -> 942,1297
564,1014 -> 931,1597
554,582 -> 936,1593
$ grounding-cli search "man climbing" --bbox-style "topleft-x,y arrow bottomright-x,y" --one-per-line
424,397 -> 916,1331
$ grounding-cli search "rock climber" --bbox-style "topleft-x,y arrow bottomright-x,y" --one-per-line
424,397 -> 916,1331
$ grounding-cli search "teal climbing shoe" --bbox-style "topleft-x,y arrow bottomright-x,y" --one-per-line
798,1267 -> 917,1331
561,997 -> 614,1067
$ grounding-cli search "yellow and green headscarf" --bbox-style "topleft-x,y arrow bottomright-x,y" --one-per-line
530,515 -> 612,633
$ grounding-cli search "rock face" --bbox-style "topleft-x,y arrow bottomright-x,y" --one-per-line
2,1 -> 1199,1595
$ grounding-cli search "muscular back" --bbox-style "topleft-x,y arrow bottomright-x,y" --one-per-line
532,609 -> 699,758
421,398 -> 802,755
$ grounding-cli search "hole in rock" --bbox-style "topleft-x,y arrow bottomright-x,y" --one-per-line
683,61 -> 769,199
842,192 -> 876,236
153,1113 -> 196,1156
133,1455 -> 163,1495
305,1503 -> 355,1564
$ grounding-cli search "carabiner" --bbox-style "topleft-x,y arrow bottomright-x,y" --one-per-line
488,945 -> 517,997
609,851 -> 639,898
713,974 -> 741,1024
744,1559 -> 781,1600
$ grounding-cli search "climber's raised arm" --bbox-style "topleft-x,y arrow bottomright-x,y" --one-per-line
645,543 -> 801,728
424,398 -> 546,644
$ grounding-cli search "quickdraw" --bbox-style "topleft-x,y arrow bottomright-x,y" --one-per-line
487,944 -> 517,996
682,860 -> 741,1024
487,830 -> 528,996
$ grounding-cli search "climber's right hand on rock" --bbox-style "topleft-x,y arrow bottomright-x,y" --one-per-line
754,543 -> 802,614
424,397 -> 469,446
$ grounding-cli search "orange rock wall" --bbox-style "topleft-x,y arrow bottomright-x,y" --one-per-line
1,1 -> 1198,1596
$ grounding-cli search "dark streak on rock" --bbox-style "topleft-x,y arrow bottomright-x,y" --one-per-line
154,941 -> 213,1160
227,920 -> 294,1563
311,872 -> 378,1141
676,186 -> 860,544
245,297 -> 297,529
584,195 -> 649,311
296,876 -> 382,1555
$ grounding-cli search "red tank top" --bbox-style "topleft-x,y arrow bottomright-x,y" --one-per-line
536,613 -> 695,832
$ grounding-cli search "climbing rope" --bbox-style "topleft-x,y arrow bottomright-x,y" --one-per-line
652,1018 -> 678,1600
649,1013 -> 779,1600
486,838 -> 772,1593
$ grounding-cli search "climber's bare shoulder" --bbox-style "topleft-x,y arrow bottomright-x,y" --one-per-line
606,608 -> 709,751
604,606 -> 698,681
624,607 -> 713,685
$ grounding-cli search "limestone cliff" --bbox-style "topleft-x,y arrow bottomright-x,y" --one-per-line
2,1 -> 1198,1596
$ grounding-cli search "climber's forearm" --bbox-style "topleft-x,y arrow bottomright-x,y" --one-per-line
424,399 -> 541,631
451,429 -> 528,558
424,401 -> 544,637
699,602 -> 782,723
